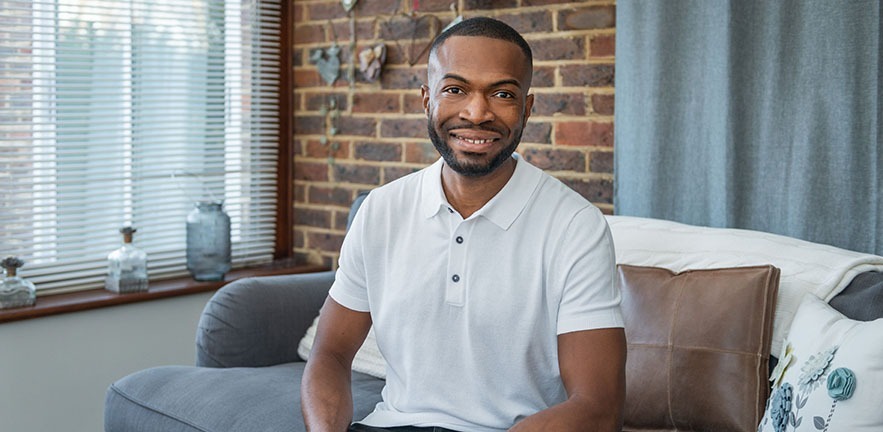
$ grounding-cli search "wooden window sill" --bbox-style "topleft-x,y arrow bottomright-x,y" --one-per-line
0,259 -> 329,324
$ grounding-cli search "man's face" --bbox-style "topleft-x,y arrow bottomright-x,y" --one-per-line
422,36 -> 534,177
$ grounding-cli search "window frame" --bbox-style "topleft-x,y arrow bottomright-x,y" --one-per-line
0,0 -> 299,323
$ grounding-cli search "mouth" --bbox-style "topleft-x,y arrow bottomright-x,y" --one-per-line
450,134 -> 498,145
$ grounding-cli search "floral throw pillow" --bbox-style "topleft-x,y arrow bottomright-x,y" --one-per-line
757,294 -> 883,432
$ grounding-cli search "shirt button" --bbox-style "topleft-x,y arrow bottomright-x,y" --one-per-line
455,236 -> 464,244
452,274 -> 460,282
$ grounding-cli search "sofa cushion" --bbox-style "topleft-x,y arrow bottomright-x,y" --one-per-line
104,362 -> 384,432
758,294 -> 883,432
606,215 -> 883,356
618,264 -> 779,432
298,316 -> 386,379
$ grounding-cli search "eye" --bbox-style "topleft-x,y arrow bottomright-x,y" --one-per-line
443,87 -> 464,95
494,91 -> 515,99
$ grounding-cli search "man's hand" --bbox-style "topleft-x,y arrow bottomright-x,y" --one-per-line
509,328 -> 627,432
301,297 -> 373,432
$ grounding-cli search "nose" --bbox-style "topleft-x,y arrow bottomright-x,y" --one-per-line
459,94 -> 495,125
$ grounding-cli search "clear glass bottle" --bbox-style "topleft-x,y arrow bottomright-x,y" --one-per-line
0,256 -> 36,309
186,201 -> 231,281
105,226 -> 149,293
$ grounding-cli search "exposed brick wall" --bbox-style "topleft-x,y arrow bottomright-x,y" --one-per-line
293,0 -> 616,267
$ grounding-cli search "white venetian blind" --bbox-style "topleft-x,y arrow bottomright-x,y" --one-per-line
0,0 -> 281,294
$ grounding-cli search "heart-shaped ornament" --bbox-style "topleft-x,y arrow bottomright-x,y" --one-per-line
341,0 -> 357,12
311,45 -> 341,86
381,14 -> 441,66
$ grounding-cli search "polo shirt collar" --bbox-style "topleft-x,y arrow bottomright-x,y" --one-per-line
420,153 -> 544,231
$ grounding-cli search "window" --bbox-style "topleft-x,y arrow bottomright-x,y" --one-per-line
1,0 -> 282,294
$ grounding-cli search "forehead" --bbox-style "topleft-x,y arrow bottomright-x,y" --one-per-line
429,36 -> 530,87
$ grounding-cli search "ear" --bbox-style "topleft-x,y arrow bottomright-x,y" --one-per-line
420,85 -> 430,118
523,93 -> 535,122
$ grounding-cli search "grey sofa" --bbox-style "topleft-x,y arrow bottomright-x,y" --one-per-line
105,191 -> 883,431
104,269 -> 383,431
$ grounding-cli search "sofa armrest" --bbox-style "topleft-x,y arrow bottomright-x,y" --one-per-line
195,270 -> 335,368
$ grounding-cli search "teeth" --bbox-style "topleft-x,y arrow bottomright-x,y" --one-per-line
455,135 -> 493,145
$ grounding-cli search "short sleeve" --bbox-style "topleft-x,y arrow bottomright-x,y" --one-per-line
328,194 -> 372,312
554,206 -> 624,334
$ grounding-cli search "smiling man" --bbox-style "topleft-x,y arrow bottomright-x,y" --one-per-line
301,17 -> 626,432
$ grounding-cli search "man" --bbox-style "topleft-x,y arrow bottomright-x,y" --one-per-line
301,17 -> 626,432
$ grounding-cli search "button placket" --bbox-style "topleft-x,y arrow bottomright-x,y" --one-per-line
445,220 -> 470,306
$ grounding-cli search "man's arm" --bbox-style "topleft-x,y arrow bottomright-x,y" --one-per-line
301,296 -> 373,432
510,327 -> 627,432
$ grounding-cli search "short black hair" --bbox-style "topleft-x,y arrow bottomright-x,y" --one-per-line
430,17 -> 533,70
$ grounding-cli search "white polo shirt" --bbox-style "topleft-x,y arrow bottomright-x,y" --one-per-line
329,153 -> 623,432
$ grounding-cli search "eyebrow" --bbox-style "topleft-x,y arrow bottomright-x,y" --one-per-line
441,73 -> 523,89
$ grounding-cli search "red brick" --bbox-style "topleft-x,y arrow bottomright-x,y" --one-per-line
590,34 -> 615,57
306,139 -> 350,159
309,186 -> 354,206
306,3 -> 337,21
589,150 -> 614,174
383,166 -> 420,183
296,207 -> 332,229
334,211 -> 351,231
381,118 -> 427,139
353,93 -> 400,113
531,66 -> 555,88
404,94 -> 426,114
352,0 -> 400,15
521,148 -> 586,172
530,37 -> 586,62
294,69 -> 322,87
307,232 -> 345,254
332,19 -> 376,41
293,48 -> 303,67
496,11 -> 553,34
293,3 -> 305,24
556,121 -> 613,147
295,161 -> 330,182
379,15 -> 435,41
332,163 -> 381,185
294,139 -> 304,156
561,64 -> 614,87
412,0 -> 455,12
337,117 -> 377,137
294,23 -> 325,45
294,115 -> 324,135
463,0 -> 518,9
294,184 -> 306,203
381,67 -> 426,89
522,121 -> 552,144
305,93 -> 348,111
591,94 -> 614,115
522,0 -> 576,5
559,177 -> 613,204
355,142 -> 402,161
531,93 -> 586,116
405,141 -> 438,164
558,6 -> 616,31
294,229 -> 305,249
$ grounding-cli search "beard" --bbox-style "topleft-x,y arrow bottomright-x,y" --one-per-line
427,117 -> 525,178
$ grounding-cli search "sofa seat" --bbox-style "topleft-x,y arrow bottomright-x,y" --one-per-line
105,362 -> 384,432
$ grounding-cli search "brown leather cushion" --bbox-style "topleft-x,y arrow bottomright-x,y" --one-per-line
618,265 -> 779,432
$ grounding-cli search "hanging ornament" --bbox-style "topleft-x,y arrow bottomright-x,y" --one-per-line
312,44 -> 341,86
358,44 -> 387,82
341,0 -> 358,12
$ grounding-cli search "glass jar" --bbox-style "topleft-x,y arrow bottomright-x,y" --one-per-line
0,256 -> 36,309
105,226 -> 149,293
186,201 -> 231,281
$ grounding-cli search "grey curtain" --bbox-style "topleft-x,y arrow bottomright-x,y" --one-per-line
615,0 -> 882,255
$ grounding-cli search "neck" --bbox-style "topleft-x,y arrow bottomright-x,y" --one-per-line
441,156 -> 516,219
